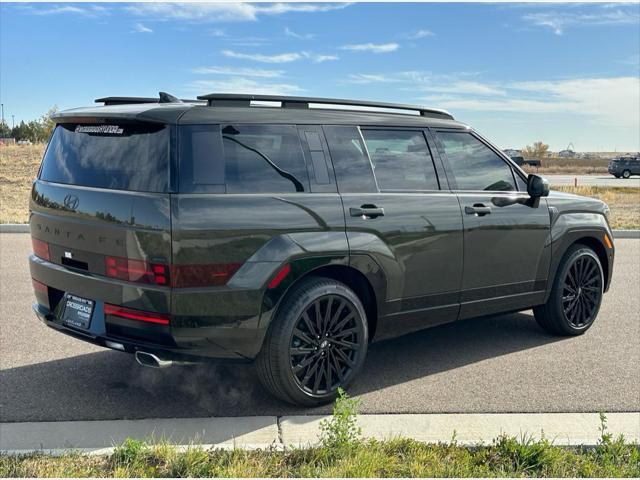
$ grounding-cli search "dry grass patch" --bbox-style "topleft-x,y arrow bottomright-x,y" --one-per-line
552,186 -> 640,230
0,145 -> 44,223
523,157 -> 610,175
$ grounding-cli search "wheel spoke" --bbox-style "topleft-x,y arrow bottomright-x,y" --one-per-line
329,351 -> 344,382
333,346 -> 356,367
323,296 -> 334,334
301,311 -> 318,338
293,328 -> 316,347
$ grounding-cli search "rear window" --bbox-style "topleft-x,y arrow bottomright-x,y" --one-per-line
40,123 -> 169,192
179,124 -> 310,193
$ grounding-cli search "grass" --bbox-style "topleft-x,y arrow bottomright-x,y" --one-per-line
0,144 -> 43,224
523,156 -> 610,175
552,185 -> 640,230
1,393 -> 639,478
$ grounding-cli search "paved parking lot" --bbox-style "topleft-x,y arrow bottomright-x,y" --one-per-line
1,234 -> 638,422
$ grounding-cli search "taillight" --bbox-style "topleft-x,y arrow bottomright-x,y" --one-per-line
32,278 -> 48,295
105,256 -> 169,286
32,237 -> 50,261
104,303 -> 170,325
171,263 -> 242,288
268,264 -> 291,289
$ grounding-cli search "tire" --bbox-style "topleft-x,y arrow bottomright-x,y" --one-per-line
256,276 -> 368,406
622,169 -> 631,179
534,244 -> 604,336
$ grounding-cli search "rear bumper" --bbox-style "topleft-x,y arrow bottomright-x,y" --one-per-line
29,254 -> 266,361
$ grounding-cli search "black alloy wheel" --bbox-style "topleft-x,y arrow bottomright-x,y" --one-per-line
561,254 -> 602,328
289,294 -> 363,396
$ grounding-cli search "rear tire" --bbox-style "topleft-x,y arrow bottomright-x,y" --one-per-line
534,245 -> 604,336
622,169 -> 631,179
256,276 -> 368,406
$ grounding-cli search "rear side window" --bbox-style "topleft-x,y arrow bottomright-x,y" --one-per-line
361,129 -> 439,191
180,124 -> 309,193
40,123 -> 169,192
437,131 -> 516,191
323,126 -> 377,193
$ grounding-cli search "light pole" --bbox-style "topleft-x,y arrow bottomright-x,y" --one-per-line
1,103 -> 4,125
12,115 -> 15,130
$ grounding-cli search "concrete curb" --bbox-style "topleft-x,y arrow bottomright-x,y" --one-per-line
1,223 -> 639,238
1,413 -> 638,455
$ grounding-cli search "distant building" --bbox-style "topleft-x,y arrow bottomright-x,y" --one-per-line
558,149 -> 576,158
0,137 -> 16,145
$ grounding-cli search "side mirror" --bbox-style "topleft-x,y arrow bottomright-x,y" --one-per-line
527,174 -> 550,198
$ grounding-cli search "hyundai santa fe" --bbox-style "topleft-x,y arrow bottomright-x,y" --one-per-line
30,92 -> 615,406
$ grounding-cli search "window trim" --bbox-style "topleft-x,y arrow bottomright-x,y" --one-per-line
359,126 -> 443,193
433,128 -> 526,194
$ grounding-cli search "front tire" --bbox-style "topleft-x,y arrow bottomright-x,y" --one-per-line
534,245 -> 604,335
256,276 -> 368,406
622,169 -> 631,179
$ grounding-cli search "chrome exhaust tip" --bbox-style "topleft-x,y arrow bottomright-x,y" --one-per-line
135,351 -> 173,369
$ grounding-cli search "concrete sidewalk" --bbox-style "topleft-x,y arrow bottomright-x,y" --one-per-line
2,413 -> 638,455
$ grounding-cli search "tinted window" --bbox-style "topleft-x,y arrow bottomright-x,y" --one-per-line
438,132 -> 516,191
361,129 -> 439,191
40,123 -> 169,192
179,124 -> 310,193
222,125 -> 309,193
179,124 -> 225,193
323,126 -> 377,193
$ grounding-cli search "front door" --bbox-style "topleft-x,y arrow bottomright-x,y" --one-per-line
433,130 -> 551,319
323,125 -> 464,339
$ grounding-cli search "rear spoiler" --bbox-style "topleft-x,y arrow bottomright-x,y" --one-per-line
96,93 -> 205,106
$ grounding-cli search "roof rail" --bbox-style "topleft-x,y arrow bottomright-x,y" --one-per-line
196,93 -> 454,120
96,94 -> 205,106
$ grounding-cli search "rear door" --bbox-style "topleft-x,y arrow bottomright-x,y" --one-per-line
432,129 -> 551,319
325,125 -> 463,339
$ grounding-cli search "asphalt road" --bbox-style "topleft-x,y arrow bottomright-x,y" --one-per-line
1,234 -> 638,422
545,174 -> 640,188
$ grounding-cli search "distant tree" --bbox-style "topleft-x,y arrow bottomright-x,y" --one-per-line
522,141 -> 549,159
9,106 -> 58,143
0,121 -> 11,138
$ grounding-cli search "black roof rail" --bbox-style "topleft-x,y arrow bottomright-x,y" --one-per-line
96,93 -> 205,106
196,93 -> 454,120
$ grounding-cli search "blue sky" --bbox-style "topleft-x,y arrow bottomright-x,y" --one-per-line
1,2 -> 639,151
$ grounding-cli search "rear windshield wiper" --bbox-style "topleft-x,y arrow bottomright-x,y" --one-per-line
222,135 -> 305,192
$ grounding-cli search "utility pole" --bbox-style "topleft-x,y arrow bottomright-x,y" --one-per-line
1,104 -> 4,125
12,115 -> 15,130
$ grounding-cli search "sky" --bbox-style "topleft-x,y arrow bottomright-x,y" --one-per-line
1,2 -> 639,151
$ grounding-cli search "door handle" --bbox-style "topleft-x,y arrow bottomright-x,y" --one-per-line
464,204 -> 492,216
350,205 -> 385,218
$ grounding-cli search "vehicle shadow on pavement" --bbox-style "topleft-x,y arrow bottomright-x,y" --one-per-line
0,312 -> 564,422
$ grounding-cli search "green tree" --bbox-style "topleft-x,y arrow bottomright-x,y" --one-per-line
0,121 -> 11,138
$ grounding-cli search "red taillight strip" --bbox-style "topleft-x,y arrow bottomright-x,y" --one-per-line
105,256 -> 169,286
104,304 -> 170,325
32,278 -> 48,295
171,263 -> 242,288
268,264 -> 291,289
32,237 -> 50,261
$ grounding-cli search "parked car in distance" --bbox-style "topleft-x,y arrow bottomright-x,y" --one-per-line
30,93 -> 615,406
608,155 -> 640,178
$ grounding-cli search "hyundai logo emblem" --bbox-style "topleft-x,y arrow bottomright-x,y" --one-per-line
63,194 -> 79,210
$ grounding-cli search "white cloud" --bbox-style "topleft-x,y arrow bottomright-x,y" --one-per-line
125,3 -> 349,23
301,52 -> 339,63
340,42 -> 399,54
285,27 -> 315,40
26,4 -> 108,17
347,74 -> 397,84
222,49 -> 302,63
221,49 -> 338,64
131,23 -> 153,34
522,8 -> 640,35
210,28 -> 226,37
192,66 -> 284,78
421,77 -> 640,128
408,29 -> 435,39
187,78 -> 304,96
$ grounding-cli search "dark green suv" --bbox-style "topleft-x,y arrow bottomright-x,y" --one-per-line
30,93 -> 615,406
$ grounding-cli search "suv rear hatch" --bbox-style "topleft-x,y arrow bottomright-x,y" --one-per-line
30,120 -> 174,344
